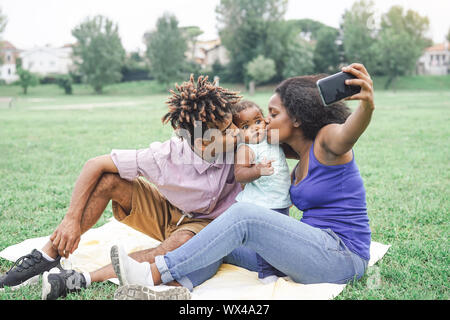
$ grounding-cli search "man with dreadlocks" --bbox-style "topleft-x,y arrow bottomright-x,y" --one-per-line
0,75 -> 243,300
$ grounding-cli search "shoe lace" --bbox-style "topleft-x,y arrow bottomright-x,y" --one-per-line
7,251 -> 42,274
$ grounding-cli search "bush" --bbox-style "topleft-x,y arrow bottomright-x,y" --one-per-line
246,55 -> 276,85
17,67 -> 39,94
55,75 -> 73,95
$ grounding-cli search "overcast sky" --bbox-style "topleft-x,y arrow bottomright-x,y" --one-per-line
1,0 -> 449,52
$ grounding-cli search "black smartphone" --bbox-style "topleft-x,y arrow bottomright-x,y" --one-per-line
316,71 -> 361,106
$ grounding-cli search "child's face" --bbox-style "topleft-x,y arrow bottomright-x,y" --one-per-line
234,107 -> 267,144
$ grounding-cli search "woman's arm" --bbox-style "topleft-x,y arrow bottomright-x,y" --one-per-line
234,145 -> 274,183
318,63 -> 375,156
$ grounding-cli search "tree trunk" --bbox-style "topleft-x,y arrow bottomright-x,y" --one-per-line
384,75 -> 395,90
249,81 -> 255,96
94,85 -> 103,94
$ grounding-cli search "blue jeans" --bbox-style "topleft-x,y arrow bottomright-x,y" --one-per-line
256,207 -> 289,279
155,202 -> 368,291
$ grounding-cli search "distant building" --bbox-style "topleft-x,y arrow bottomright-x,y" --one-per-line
186,39 -> 229,69
416,42 -> 449,75
0,40 -> 20,83
19,44 -> 74,76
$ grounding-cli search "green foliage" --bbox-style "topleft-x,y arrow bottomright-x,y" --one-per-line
121,51 -> 151,82
282,39 -> 315,78
0,88 -> 449,300
55,75 -> 73,95
71,15 -> 126,94
287,18 -> 334,41
16,67 -> 38,94
447,27 -> 450,43
216,0 -> 288,82
375,6 -> 431,89
313,28 -> 341,73
0,7 -> 6,35
145,13 -> 187,87
181,26 -> 204,61
341,0 -> 379,74
246,55 -> 276,84
0,6 -> 7,65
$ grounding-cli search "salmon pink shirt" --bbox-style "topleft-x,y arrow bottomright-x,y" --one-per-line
110,137 -> 242,219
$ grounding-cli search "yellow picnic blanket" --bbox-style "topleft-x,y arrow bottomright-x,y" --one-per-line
0,218 -> 390,300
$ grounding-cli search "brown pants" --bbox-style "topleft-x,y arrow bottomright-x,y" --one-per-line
112,178 -> 212,242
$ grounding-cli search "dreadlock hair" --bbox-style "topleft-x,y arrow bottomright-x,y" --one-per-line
275,74 -> 352,141
162,74 -> 242,147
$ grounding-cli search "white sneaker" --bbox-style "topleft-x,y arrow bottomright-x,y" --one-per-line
110,244 -> 152,287
114,284 -> 191,300
258,275 -> 279,284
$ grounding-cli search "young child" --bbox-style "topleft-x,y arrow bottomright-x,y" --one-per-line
232,100 -> 292,283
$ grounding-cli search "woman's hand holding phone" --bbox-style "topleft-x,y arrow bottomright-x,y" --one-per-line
341,63 -> 375,111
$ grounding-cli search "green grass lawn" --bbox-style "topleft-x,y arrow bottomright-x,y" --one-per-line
0,82 -> 449,300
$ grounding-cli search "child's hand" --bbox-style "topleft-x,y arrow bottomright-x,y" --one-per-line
256,158 -> 275,176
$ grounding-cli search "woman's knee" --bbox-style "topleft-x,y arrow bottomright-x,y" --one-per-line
223,202 -> 263,222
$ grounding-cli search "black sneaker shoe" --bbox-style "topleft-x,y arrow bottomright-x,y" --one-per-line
0,249 -> 61,291
41,269 -> 87,300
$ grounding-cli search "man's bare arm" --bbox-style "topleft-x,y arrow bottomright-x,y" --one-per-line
50,155 -> 118,257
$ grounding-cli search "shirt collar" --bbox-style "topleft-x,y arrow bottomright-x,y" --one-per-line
182,139 -> 224,174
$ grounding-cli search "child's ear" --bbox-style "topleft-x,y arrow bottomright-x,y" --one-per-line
292,119 -> 301,128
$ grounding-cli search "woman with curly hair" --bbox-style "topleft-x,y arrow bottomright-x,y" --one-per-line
112,63 -> 375,299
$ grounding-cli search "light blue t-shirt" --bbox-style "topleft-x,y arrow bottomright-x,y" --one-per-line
236,138 -> 292,209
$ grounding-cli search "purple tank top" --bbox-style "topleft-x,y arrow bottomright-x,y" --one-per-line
289,142 -> 371,260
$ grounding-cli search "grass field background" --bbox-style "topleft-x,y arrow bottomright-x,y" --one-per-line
0,77 -> 449,300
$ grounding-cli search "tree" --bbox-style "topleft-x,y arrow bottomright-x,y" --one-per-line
121,51 -> 151,82
447,27 -> 450,43
0,7 -> 8,65
282,38 -> 315,78
375,6 -> 431,89
145,13 -> 187,87
313,28 -> 341,73
341,0 -> 379,74
56,75 -> 73,95
17,67 -> 38,94
246,55 -> 276,95
246,55 -> 276,84
216,0 -> 288,82
0,7 -> 6,35
71,15 -> 125,94
181,26 -> 204,62
288,18 -> 332,41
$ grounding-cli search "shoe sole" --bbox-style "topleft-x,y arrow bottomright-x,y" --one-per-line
110,245 -> 128,286
0,274 -> 40,292
114,284 -> 191,300
41,272 -> 52,300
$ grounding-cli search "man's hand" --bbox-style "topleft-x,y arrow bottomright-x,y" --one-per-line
256,158 -> 275,176
50,216 -> 81,258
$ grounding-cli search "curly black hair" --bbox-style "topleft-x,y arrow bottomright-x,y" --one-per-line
275,74 -> 351,140
230,100 -> 263,120
162,74 -> 242,146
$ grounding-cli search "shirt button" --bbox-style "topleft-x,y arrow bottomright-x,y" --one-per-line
212,197 -> 216,201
